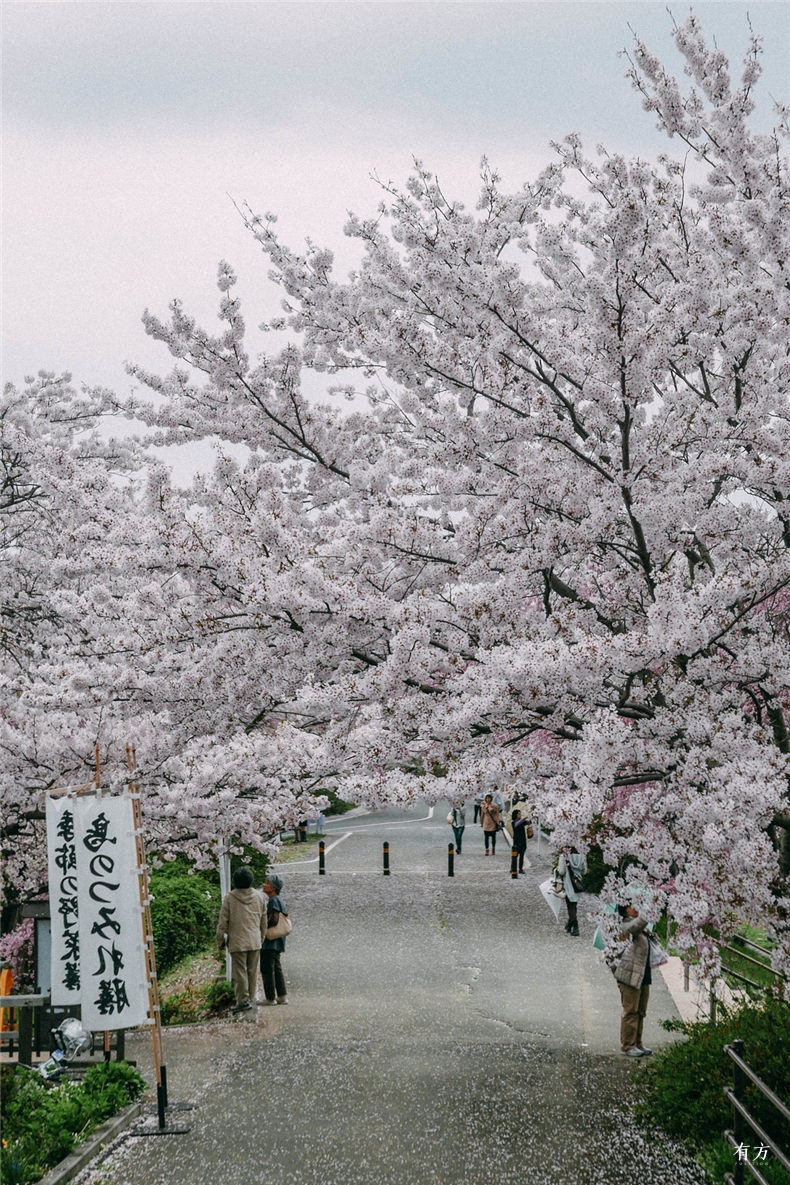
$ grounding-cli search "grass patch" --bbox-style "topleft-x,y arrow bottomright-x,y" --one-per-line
158,950 -> 234,1025
720,930 -> 777,995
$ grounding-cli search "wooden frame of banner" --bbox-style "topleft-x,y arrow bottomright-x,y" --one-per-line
125,744 -> 192,1135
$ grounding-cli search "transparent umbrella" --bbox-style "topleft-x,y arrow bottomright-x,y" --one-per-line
539,877 -> 564,922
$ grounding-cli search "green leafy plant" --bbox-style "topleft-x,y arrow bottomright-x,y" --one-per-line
1,1060 -> 145,1184
636,1000 -> 790,1184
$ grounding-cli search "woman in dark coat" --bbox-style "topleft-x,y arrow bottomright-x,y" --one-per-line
511,810 -> 529,874
260,873 -> 289,1005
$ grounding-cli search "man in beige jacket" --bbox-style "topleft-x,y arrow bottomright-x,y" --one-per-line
216,866 -> 266,1012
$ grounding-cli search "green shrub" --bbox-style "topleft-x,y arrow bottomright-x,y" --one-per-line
636,1000 -> 790,1183
581,843 -> 610,895
324,790 -> 355,815
0,1060 -> 145,1184
149,864 -> 216,976
699,1136 -> 790,1185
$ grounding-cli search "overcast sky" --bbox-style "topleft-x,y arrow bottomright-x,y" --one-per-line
3,1 -> 790,398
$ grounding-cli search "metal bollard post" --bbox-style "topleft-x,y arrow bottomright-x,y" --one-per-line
448,843 -> 454,877
383,841 -> 390,875
319,840 -> 325,875
511,848 -> 518,879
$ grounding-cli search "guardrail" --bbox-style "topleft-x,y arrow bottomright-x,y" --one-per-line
723,1038 -> 790,1185
0,993 -> 48,1065
681,934 -> 786,1024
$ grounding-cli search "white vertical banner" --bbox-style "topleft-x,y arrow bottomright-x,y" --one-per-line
72,794 -> 151,1030
46,796 -> 82,1005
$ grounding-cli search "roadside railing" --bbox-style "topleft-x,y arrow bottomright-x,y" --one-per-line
682,934 -> 786,1024
723,1038 -> 790,1185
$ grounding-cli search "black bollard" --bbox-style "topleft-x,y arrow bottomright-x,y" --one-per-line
319,840 -> 325,875
511,848 -> 518,879
383,841 -> 390,875
448,843 -> 455,877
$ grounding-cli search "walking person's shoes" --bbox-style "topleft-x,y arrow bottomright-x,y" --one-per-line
231,1002 -> 253,1013
622,1048 -> 645,1057
262,999 -> 277,1005
637,1046 -> 652,1055
277,997 -> 288,1005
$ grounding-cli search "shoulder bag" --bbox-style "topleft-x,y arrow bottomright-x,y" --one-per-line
568,864 -> 585,894
648,934 -> 668,968
266,912 -> 293,940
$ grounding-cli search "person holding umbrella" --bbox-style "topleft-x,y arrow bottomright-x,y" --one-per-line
556,846 -> 587,936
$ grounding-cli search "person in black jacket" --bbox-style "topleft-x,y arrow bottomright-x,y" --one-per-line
511,810 -> 529,874
260,874 -> 289,1005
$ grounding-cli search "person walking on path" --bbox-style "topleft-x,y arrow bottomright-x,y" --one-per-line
556,846 -> 587,936
261,873 -> 289,1005
511,809 -> 529,874
216,866 -> 267,1013
479,793 -> 502,855
509,795 -> 532,832
449,805 -> 466,854
613,905 -> 653,1057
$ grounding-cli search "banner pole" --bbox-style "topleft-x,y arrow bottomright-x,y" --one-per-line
126,745 -> 166,1110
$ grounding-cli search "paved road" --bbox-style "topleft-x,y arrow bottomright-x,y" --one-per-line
89,803 -> 705,1185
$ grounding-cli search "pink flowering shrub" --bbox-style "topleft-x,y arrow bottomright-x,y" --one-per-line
0,919 -> 35,991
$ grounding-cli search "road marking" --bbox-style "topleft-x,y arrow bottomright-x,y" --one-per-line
276,831 -> 353,867
324,807 -> 435,833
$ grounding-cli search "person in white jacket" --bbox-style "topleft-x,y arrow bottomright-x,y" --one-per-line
216,866 -> 267,1012
556,847 -> 587,936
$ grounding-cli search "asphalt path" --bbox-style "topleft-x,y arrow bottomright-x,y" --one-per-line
88,803 -> 706,1185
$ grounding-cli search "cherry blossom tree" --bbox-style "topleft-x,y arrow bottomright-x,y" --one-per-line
3,17 -> 788,980
124,16 -> 789,975
1,372 -> 332,900
0,371 -> 145,895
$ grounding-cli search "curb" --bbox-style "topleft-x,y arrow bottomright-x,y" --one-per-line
37,1100 -> 145,1185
